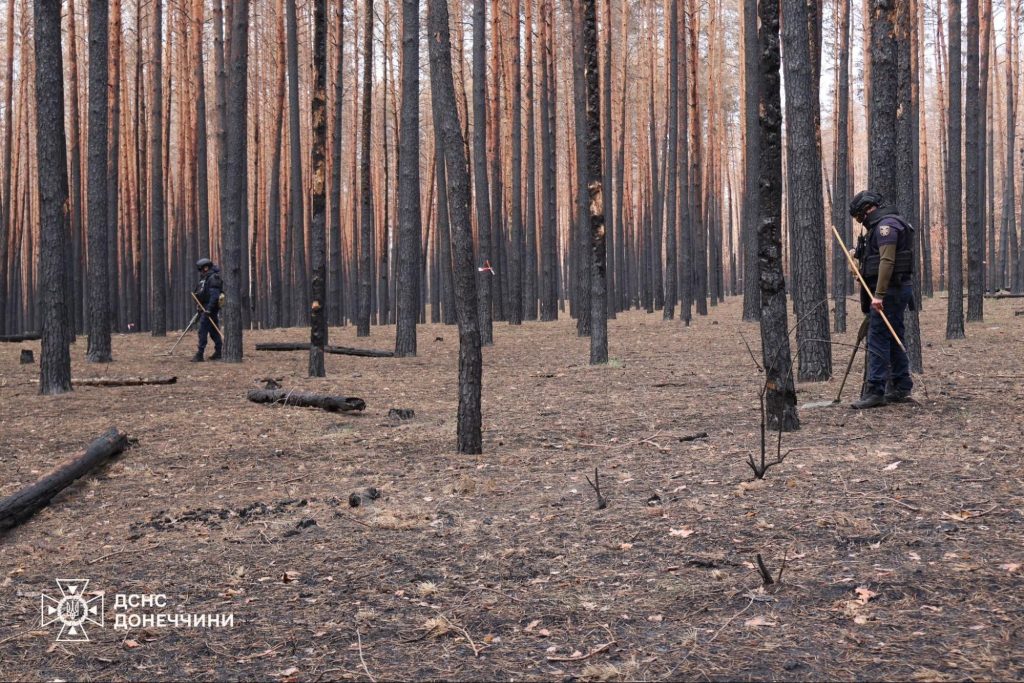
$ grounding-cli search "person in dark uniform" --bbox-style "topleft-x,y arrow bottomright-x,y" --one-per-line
848,191 -> 914,409
192,258 -> 223,362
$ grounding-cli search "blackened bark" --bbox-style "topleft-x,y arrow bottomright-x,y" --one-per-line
436,140 -> 457,324
539,0 -> 558,321
601,0 -> 614,318
964,0 -> 982,320
0,0 -> 12,335
150,0 -> 167,336
831,0 -> 850,333
583,0 -> 606,364
107,0 -> 122,332
472,0 -> 494,344
647,36 -> 663,312
194,0 -> 210,265
741,0 -> 760,321
286,0 -> 309,326
428,0 -> 484,454
309,0 -> 328,377
571,0 -> 590,336
523,0 -> 538,320
946,0 -> 965,337
395,0 -> 421,357
220,0 -> 249,361
86,0 -> 112,362
508,0 -> 524,325
663,0 -> 679,320
357,0 -> 374,337
34,0 -> 73,394
781,0 -> 831,381
330,1 -> 345,326
1002,4 -> 1016,290
687,0 -> 705,316
267,0 -> 286,328
68,0 -> 85,334
757,0 -> 799,431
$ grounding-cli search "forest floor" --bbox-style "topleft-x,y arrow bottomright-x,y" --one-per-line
1,297 -> 1022,681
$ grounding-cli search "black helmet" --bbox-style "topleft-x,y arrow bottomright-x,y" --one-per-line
196,258 -> 214,271
849,191 -> 884,219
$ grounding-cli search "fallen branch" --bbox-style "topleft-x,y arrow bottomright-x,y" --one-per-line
77,376 -> 177,387
246,388 -> 366,413
255,342 -> 394,358
0,332 -> 41,342
755,553 -> 775,586
679,431 -> 709,442
0,428 -> 130,531
546,641 -> 614,662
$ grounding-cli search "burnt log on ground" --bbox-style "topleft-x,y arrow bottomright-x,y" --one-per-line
247,389 -> 366,412
0,333 -> 42,342
30,376 -> 178,387
0,427 -> 130,531
254,342 -> 394,358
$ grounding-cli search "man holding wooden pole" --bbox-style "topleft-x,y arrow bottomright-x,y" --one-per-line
191,258 -> 224,362
843,191 -> 914,409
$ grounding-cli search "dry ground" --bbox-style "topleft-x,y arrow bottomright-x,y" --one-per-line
1,297 -> 1022,681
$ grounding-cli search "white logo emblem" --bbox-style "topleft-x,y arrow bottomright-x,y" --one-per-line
879,225 -> 891,237
41,579 -> 104,641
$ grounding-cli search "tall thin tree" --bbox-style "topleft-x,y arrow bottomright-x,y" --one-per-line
150,0 -> 167,336
357,0 -> 374,337
428,0 -> 484,454
757,0 -> 799,431
34,0 -> 73,394
946,0 -> 965,338
310,0 -> 328,376
395,0 -> 421,356
86,0 -> 112,361
472,0 -> 494,344
583,0 -> 606,364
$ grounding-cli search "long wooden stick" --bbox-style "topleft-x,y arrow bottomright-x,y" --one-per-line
829,224 -> 906,352
190,292 -> 226,341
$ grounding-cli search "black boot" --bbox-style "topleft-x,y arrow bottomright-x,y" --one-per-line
851,392 -> 886,409
209,350 -> 222,361
191,351 -> 204,362
885,388 -> 911,404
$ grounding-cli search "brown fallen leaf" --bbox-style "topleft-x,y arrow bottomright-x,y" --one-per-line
124,639 -> 140,649
669,527 -> 695,538
744,615 -> 777,628
282,570 -> 300,583
1000,563 -> 1021,573
855,587 -> 878,604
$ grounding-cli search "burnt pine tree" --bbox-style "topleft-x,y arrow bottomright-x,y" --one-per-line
831,0 -> 851,333
309,0 -> 328,377
508,0 -> 524,326
395,0 -> 421,356
150,0 -> 166,336
570,0 -> 591,336
219,0 -> 249,361
35,0 -> 73,394
86,0 -> 112,362
357,0 -> 374,337
741,0 -> 760,321
964,0 -> 983,321
945,0 -> 965,338
781,0 -> 831,381
663,0 -> 679,321
428,0 -> 484,454
329,0 -> 346,326
472,0 -> 494,344
583,0 -> 607,364
286,0 -> 309,325
757,0 -> 799,431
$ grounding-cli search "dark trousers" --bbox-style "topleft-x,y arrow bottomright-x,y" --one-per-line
865,282 -> 913,396
197,311 -> 222,354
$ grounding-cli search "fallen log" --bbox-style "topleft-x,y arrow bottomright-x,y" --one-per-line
247,388 -> 366,412
0,332 -> 41,342
0,428 -> 130,531
255,342 -> 394,358
986,292 -> 1024,299
30,376 -> 178,387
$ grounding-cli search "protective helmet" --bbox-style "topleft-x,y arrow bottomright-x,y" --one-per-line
196,258 -> 214,271
849,191 -> 884,219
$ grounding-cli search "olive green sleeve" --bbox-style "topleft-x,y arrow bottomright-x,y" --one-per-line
875,243 -> 897,298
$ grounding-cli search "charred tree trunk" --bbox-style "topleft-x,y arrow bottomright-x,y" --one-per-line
309,0 -> 328,377
508,0 -> 524,325
107,0 -> 123,333
831,0 -> 850,334
330,0 -> 345,326
428,0 -> 484,454
523,0 -> 538,320
267,0 -> 286,328
86,0 -> 112,362
286,0 -> 309,326
964,0 -> 983,320
663,0 -> 679,321
395,0 -> 421,356
219,0 -> 249,361
741,0 -> 760,321
571,0 -> 591,336
757,0 -> 799,432
583,0 -> 606,363
946,0 -> 965,338
357,0 -> 374,337
34,0 -> 73,394
781,0 -> 831,381
150,0 -> 167,336
472,0 -> 494,343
